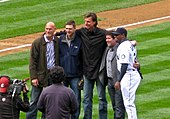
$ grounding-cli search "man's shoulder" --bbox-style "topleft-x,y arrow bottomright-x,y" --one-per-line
95,27 -> 106,34
62,86 -> 75,94
120,39 -> 130,45
76,27 -> 105,33
33,35 -> 44,43
59,34 -> 66,41
118,40 -> 132,51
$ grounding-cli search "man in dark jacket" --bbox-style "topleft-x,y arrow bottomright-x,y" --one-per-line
0,75 -> 29,119
59,20 -> 82,119
76,12 -> 107,119
37,66 -> 78,119
55,13 -> 108,119
26,22 -> 59,119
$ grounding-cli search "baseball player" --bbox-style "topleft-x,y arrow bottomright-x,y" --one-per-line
113,27 -> 142,119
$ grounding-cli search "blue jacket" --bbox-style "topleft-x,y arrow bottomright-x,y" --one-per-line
59,34 -> 82,78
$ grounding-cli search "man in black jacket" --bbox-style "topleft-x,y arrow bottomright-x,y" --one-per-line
0,75 -> 29,119
76,12 -> 107,119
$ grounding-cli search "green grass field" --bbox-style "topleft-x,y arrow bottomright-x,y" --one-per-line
0,0 -> 159,40
1,0 -> 170,119
1,22 -> 170,119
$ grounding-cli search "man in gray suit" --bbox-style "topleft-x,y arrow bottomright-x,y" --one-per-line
99,31 -> 125,119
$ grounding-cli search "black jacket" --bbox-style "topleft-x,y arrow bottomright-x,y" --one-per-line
76,27 -> 107,79
0,93 -> 29,119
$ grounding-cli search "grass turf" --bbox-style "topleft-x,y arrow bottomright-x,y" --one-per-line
0,21 -> 170,118
0,0 -> 159,40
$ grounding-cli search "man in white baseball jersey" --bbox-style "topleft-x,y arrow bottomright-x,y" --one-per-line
113,27 -> 142,119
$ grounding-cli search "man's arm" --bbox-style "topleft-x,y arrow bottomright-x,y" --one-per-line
114,63 -> 128,90
55,30 -> 66,36
16,92 -> 30,112
118,63 -> 128,82
29,41 -> 39,80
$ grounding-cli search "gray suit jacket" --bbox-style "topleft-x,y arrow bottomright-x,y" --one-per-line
99,44 -> 119,86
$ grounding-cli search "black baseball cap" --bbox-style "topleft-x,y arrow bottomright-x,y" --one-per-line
112,27 -> 127,36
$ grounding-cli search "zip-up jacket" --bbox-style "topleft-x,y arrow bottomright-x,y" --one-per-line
59,34 -> 82,78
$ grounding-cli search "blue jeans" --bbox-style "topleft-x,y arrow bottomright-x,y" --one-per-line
83,75 -> 107,119
108,79 -> 125,119
26,86 -> 45,119
64,77 -> 81,119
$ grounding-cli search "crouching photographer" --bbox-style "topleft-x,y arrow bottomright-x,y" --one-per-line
0,75 -> 30,119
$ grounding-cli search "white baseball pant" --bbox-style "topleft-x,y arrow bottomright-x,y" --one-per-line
121,70 -> 141,119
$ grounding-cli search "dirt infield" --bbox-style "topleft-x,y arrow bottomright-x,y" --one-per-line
0,0 -> 170,57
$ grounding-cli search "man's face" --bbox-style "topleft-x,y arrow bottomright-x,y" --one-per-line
84,17 -> 95,30
65,25 -> 75,38
106,35 -> 117,47
45,23 -> 56,38
115,34 -> 123,43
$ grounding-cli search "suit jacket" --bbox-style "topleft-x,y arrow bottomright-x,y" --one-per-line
29,35 -> 59,87
99,44 -> 119,86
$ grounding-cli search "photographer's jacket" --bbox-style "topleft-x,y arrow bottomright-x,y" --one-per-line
0,93 -> 29,119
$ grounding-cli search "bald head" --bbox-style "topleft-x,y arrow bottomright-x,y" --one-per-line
45,22 -> 56,40
45,22 -> 56,29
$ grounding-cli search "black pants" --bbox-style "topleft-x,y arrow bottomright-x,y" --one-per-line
108,78 -> 125,119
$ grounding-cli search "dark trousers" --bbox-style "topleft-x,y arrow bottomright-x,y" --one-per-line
108,78 -> 125,119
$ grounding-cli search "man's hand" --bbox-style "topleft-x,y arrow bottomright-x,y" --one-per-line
31,79 -> 39,87
23,84 -> 29,94
114,81 -> 121,90
133,61 -> 140,69
130,40 -> 137,46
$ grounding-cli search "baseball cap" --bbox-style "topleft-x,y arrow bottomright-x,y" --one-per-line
0,76 -> 10,93
112,27 -> 127,36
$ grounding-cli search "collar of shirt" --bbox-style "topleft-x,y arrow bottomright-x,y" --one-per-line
44,34 -> 55,43
109,47 -> 114,52
119,38 -> 127,44
66,33 -> 75,41
66,33 -> 75,46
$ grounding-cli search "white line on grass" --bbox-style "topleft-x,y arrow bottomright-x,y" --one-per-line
0,0 -> 9,3
0,15 -> 170,53
106,16 -> 170,31
0,44 -> 31,53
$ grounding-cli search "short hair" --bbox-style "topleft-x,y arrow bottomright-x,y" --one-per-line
65,20 -> 76,29
105,31 -> 115,39
49,66 -> 65,84
84,12 -> 98,27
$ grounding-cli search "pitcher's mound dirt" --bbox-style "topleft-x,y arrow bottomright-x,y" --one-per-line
0,0 -> 170,56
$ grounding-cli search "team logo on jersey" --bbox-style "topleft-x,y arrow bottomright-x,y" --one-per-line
121,54 -> 126,59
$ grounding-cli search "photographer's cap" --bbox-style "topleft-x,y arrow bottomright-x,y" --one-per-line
0,76 -> 10,93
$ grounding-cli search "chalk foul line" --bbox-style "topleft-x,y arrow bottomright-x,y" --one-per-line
106,16 -> 170,31
0,0 -> 9,3
0,15 -> 170,53
0,44 -> 31,53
